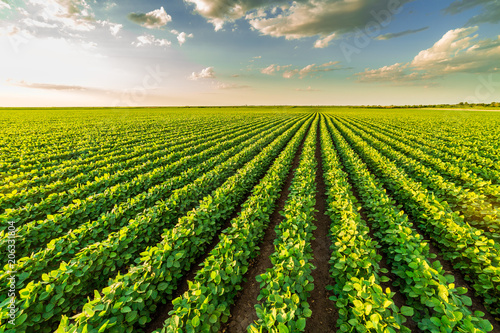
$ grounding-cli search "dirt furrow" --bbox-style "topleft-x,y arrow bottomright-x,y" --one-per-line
221,126 -> 309,333
305,119 -> 337,332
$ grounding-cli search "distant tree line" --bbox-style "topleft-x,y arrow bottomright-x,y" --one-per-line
359,102 -> 500,109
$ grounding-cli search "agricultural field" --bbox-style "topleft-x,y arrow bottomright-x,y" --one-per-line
0,107 -> 499,333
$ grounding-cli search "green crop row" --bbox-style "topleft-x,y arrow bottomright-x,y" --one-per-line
0,117 -> 227,192
319,116 -> 409,332
350,117 -> 500,186
0,109 -> 273,177
325,116 -> 493,332
337,117 -> 500,239
155,115 -> 312,333
0,117 -> 305,332
247,115 -> 319,332
0,118 -> 278,225
351,113 -> 500,162
330,116 -> 500,317
0,116 -> 292,261
51,116 -> 310,333
341,116 -> 500,203
0,116 -> 227,186
0,115 -> 301,295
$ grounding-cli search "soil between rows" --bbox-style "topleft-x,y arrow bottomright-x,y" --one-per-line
222,123 -> 310,332
305,120 -> 337,332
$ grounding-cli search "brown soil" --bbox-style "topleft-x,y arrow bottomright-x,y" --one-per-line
222,124 -> 309,333
305,120 -> 338,332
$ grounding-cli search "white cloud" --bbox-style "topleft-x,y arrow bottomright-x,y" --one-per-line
261,64 -> 276,75
22,18 -> 58,29
209,18 -> 225,31
27,0 -> 96,32
245,8 -> 267,20
170,31 -> 194,46
260,64 -> 291,75
262,61 -> 341,79
314,33 -> 337,48
81,41 -> 97,49
356,63 -> 430,83
356,27 -> 500,83
133,34 -> 171,47
189,67 -> 216,80
109,23 -> 122,36
98,20 -> 122,36
128,7 -> 171,29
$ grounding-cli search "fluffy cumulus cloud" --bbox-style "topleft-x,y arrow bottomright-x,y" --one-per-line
133,34 -> 171,47
314,33 -> 337,48
99,20 -> 122,36
171,30 -> 194,46
26,0 -> 96,31
376,26 -> 428,40
189,67 -> 216,80
356,26 -> 500,84
128,7 -> 172,29
261,61 -> 342,79
2,0 -> 124,40
445,0 -> 500,25
186,0 -> 413,45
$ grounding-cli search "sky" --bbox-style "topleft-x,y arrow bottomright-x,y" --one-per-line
0,0 -> 499,106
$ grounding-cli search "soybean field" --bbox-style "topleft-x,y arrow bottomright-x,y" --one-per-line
0,107 -> 499,333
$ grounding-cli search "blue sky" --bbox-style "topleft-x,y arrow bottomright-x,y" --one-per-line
0,0 -> 499,106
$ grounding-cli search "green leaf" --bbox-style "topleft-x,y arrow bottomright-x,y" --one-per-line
126,311 -> 138,323
209,314 -> 217,324
192,316 -> 200,327
401,306 -> 414,317
158,283 -> 168,291
121,306 -> 132,313
296,318 -> 306,331
430,317 -> 441,327
278,324 -> 289,333
16,313 -> 28,325
83,304 -> 95,317
365,304 -> 372,316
